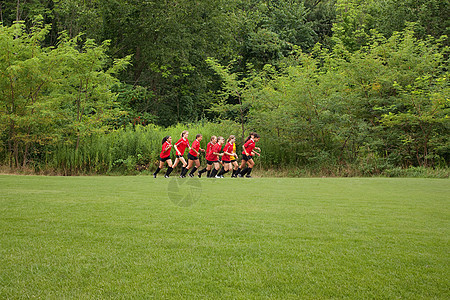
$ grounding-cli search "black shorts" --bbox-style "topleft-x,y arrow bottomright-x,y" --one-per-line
222,160 -> 231,164
242,154 -> 253,161
159,156 -> 171,162
187,153 -> 198,161
207,160 -> 218,165
176,155 -> 184,158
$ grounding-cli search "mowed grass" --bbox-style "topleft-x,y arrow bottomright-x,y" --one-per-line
0,175 -> 448,299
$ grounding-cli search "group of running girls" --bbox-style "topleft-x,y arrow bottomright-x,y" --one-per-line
153,131 -> 261,178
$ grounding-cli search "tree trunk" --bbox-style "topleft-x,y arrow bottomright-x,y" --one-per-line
238,94 -> 245,142
16,0 -> 20,22
0,2 -> 4,24
13,139 -> 19,168
22,143 -> 29,168
22,126 -> 32,168
8,71 -> 16,167
75,79 -> 83,150
241,110 -> 245,142
8,122 -> 14,167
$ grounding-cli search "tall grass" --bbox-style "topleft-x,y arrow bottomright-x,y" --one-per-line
48,121 -> 242,175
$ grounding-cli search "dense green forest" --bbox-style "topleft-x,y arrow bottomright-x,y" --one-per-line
0,0 -> 449,176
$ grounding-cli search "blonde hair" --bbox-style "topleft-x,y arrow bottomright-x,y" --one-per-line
227,135 -> 235,143
181,130 -> 188,138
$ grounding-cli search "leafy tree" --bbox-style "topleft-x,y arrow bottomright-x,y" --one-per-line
110,84 -> 157,129
0,20 -> 130,167
206,57 -> 250,142
265,0 -> 317,50
1,0 -> 340,127
333,0 -> 450,51
305,0 -> 337,47
52,33 -> 131,149
219,27 -> 449,170
0,20 -> 57,167
380,74 -> 449,167
333,29 -> 449,168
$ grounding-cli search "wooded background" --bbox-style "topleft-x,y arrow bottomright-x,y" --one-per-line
0,0 -> 448,175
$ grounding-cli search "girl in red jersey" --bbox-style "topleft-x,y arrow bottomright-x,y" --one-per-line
210,136 -> 225,178
217,135 -> 236,178
173,130 -> 191,177
153,136 -> 174,178
197,136 -> 217,178
186,134 -> 205,177
237,133 -> 261,178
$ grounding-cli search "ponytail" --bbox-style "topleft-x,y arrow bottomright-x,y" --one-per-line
162,136 -> 170,144
245,132 -> 258,142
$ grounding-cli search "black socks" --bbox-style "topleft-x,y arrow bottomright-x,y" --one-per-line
218,168 -> 229,177
210,168 -> 219,178
189,167 -> 197,176
153,168 -> 161,176
180,167 -> 189,177
164,167 -> 173,177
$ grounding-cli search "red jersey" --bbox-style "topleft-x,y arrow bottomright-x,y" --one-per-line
205,142 -> 216,161
222,142 -> 233,161
189,139 -> 200,156
242,138 -> 256,156
210,143 -> 222,161
175,138 -> 190,155
160,141 -> 172,158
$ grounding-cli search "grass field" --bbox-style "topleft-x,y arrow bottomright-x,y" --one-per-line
0,175 -> 448,299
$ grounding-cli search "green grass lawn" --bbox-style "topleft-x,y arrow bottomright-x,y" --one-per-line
0,175 -> 448,299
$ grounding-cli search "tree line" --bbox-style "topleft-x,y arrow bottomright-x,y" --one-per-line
0,0 -> 448,175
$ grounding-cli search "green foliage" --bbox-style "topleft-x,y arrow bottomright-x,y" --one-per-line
110,84 -> 157,128
333,0 -> 450,51
223,27 -> 449,170
265,0 -> 317,50
53,34 -> 132,149
0,21 -> 130,168
379,72 -> 449,167
0,1 -> 448,175
243,28 -> 288,67
0,21 -> 59,167
206,58 -> 251,141
91,0 -> 243,126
